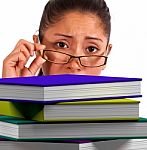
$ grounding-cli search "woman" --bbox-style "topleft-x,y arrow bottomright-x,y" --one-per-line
2,0 -> 112,78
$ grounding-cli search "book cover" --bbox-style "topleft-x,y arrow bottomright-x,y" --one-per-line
0,74 -> 142,86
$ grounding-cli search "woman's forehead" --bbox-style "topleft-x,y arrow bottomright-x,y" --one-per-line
43,12 -> 107,40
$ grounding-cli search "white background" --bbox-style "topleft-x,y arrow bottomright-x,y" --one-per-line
0,0 -> 146,116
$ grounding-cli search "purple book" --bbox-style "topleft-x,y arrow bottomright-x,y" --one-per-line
0,74 -> 142,103
0,138 -> 5,141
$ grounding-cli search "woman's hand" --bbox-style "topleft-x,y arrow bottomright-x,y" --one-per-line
2,39 -> 46,78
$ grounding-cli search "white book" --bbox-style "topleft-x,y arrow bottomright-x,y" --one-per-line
90,139 -> 147,150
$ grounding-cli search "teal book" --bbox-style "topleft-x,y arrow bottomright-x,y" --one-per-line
0,115 -> 147,141
0,74 -> 142,103
0,99 -> 140,121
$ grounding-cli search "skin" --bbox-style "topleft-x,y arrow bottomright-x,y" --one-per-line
2,11 -> 112,78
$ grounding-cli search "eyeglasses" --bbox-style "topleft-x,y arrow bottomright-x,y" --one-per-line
42,50 -> 108,68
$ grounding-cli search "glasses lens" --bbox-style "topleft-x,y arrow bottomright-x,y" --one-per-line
43,50 -> 70,64
80,56 -> 106,67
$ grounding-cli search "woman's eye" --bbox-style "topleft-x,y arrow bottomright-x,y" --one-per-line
56,42 -> 68,48
86,46 -> 99,53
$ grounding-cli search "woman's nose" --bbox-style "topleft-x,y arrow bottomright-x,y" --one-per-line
66,57 -> 82,71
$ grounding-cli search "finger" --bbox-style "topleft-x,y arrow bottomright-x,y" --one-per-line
22,56 -> 46,76
14,39 -> 46,56
16,45 -> 31,59
3,51 -> 28,69
21,66 -> 33,77
15,52 -> 29,70
14,39 -> 34,56
12,44 -> 33,61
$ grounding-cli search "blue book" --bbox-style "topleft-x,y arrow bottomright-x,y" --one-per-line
0,74 -> 142,103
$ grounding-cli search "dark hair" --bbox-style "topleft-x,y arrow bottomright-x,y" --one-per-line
39,0 -> 111,42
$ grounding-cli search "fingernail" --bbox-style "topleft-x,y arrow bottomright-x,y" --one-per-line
31,51 -> 34,57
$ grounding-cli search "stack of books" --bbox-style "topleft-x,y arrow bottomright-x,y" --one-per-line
0,74 -> 146,150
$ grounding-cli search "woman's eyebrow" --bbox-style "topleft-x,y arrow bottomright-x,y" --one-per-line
54,33 -> 103,42
85,36 -> 103,42
54,33 -> 72,38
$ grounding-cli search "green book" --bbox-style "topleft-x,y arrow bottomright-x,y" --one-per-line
0,115 -> 147,141
0,99 -> 139,121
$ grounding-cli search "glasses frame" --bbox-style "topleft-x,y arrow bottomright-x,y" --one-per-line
42,50 -> 108,68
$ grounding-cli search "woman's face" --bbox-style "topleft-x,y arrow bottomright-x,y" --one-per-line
40,11 -> 112,76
